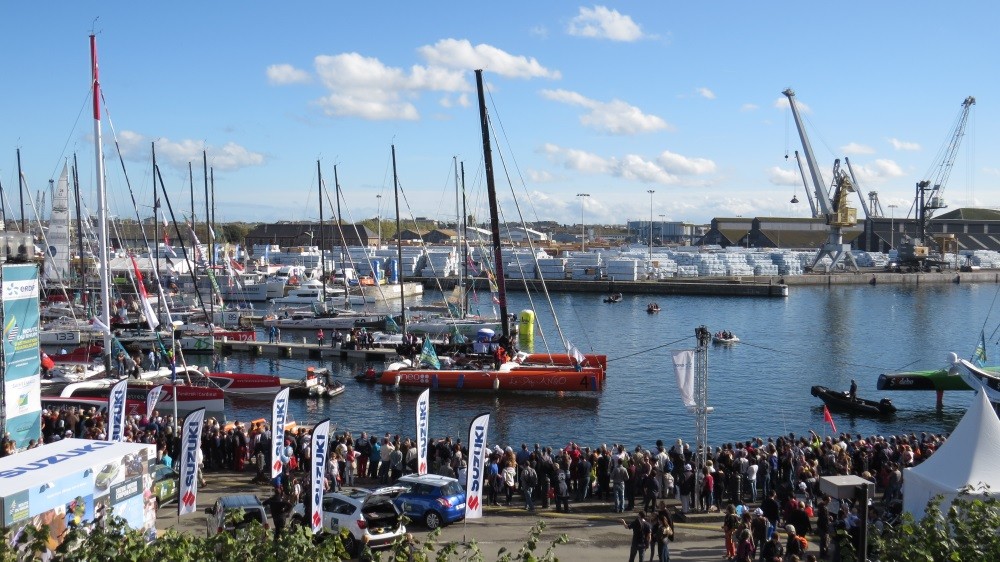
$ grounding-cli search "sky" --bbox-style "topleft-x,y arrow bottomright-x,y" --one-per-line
2,2 -> 999,230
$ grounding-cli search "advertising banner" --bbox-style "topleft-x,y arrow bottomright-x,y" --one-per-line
416,389 -> 429,475
271,388 -> 289,480
108,378 -> 128,442
310,419 -> 330,534
2,264 -> 42,449
177,408 -> 205,516
464,412 -> 490,520
145,385 -> 163,418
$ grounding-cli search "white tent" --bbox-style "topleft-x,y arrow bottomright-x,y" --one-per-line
903,389 -> 1000,516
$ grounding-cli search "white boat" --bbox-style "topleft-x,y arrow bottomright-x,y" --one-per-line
262,310 -> 390,331
712,332 -> 740,345
954,355 -> 1000,401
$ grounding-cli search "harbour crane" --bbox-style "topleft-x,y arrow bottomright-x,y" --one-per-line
896,96 -> 976,271
783,88 -> 859,272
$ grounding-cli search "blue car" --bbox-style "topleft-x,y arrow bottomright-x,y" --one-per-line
390,474 -> 466,529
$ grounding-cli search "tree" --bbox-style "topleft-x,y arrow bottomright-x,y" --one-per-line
871,491 -> 1000,561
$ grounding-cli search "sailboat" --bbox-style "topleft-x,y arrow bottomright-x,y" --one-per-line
42,35 -> 226,417
376,70 -> 606,392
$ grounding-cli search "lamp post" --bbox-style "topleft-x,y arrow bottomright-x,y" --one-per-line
376,194 -> 382,247
647,189 -> 655,262
888,204 -> 898,250
577,193 -> 590,251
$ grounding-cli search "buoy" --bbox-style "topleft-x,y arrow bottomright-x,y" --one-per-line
518,309 -> 535,336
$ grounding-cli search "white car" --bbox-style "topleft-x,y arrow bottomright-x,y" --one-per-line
292,488 -> 405,554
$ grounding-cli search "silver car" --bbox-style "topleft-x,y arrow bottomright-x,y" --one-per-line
292,488 -> 405,554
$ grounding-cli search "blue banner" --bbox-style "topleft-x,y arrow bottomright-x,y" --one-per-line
2,264 -> 41,449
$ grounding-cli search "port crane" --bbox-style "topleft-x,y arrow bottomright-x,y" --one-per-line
783,88 -> 859,272
895,96 -> 976,271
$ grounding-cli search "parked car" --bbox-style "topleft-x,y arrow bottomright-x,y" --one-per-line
391,474 -> 465,529
149,463 -> 179,508
205,494 -> 269,538
291,488 -> 405,554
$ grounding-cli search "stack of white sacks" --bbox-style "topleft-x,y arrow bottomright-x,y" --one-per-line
605,259 -> 640,281
536,258 -> 568,280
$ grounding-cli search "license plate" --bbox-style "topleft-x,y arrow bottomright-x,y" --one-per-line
456,503 -> 465,510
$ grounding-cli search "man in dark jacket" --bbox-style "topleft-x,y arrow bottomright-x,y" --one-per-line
622,511 -> 652,562
262,487 -> 293,541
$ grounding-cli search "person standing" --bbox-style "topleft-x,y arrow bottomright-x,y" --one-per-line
723,504 -> 739,559
262,486 -> 292,541
317,329 -> 325,346
679,464 -> 695,514
612,459 -> 629,513
651,510 -> 674,562
815,496 -> 831,559
521,461 -> 538,511
622,511 -> 652,562
555,465 -> 571,513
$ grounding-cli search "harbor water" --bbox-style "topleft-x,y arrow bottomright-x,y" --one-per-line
195,283 -> 995,448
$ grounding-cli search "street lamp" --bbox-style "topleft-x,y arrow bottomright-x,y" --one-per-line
577,193 -> 590,251
376,194 -> 383,247
889,204 -> 899,247
647,189 -> 655,263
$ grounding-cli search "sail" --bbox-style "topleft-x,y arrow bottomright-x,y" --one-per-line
43,164 -> 72,281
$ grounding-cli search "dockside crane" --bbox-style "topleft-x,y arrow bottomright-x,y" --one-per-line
783,88 -> 859,272
897,96 -> 976,271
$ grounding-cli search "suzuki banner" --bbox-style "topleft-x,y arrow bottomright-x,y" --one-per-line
177,407 -> 205,516
464,412 -> 490,520
416,388 -> 429,475
271,388 -> 289,480
310,419 -> 330,534
2,264 -> 42,449
107,378 -> 128,442
146,385 -> 163,418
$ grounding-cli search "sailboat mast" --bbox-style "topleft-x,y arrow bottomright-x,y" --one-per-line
391,145 -> 405,335
152,143 -> 161,316
453,156 -> 463,318
317,160 -> 326,298
91,34 -> 113,372
16,148 -> 24,232
210,167 -> 216,261
72,154 -> 85,280
475,69 -> 509,340
460,161 -> 469,316
202,151 -> 213,317
333,165 -> 344,267
188,162 -> 195,228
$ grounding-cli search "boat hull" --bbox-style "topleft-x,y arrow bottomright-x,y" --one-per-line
877,368 -> 973,391
378,367 -> 603,392
810,385 -> 896,416
53,381 -> 225,418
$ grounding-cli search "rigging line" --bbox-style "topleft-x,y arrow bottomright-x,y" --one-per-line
980,280 -> 1000,345
395,177 -> 455,304
23,173 -> 75,311
606,335 -> 695,362
321,175 -> 389,305
737,339 -> 906,372
49,88 -> 93,184
485,81 -> 545,227
486,89 -> 569,355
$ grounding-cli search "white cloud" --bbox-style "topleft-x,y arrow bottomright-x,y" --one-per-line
695,87 -> 716,100
768,166 -> 801,186
853,158 -> 905,183
417,39 -> 560,79
266,64 -> 311,85
889,137 -> 921,151
313,53 -> 468,120
984,167 -> 1000,177
567,6 -> 644,41
740,103 -> 759,112
841,142 -> 875,155
773,96 -> 810,113
541,144 -> 714,186
526,169 -> 555,182
116,130 -> 265,171
657,150 -> 716,175
540,89 -> 670,134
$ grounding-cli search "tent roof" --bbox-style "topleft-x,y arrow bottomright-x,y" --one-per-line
904,389 -> 1000,513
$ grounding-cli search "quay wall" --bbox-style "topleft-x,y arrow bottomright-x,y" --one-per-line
418,269 -> 1000,297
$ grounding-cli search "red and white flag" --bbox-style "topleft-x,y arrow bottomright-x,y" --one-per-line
464,412 -> 491,520
130,255 -> 160,330
823,405 -> 837,434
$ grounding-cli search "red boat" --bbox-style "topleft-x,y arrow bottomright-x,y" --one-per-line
50,344 -> 104,363
377,365 -> 603,392
177,367 -> 281,397
51,380 -> 225,418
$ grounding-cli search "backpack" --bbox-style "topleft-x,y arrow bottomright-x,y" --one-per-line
523,467 -> 538,488
797,535 -> 809,551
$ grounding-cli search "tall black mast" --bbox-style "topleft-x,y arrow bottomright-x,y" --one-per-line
475,69 -> 509,339
152,143 -> 160,316
317,160 -> 326,299
202,151 -> 213,317
392,145 -> 405,335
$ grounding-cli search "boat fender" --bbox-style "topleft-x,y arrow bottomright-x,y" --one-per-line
394,375 -> 401,387
493,377 -> 500,390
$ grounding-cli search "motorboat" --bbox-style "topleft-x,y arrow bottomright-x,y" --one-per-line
713,332 -> 739,345
810,385 -> 897,416
603,293 -> 623,303
283,368 -> 345,398
646,303 -> 661,314
262,309 -> 391,331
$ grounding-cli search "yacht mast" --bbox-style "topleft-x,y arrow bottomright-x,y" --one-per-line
90,34 -> 113,373
475,69 -> 509,340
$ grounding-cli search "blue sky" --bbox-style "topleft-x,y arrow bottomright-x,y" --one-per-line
2,3 -> 998,229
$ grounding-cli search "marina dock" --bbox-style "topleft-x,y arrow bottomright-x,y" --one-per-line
218,338 -> 398,361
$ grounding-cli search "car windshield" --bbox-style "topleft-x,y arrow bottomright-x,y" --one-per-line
101,463 -> 116,472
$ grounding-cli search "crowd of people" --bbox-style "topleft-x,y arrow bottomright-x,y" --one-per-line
0,406 -> 948,560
